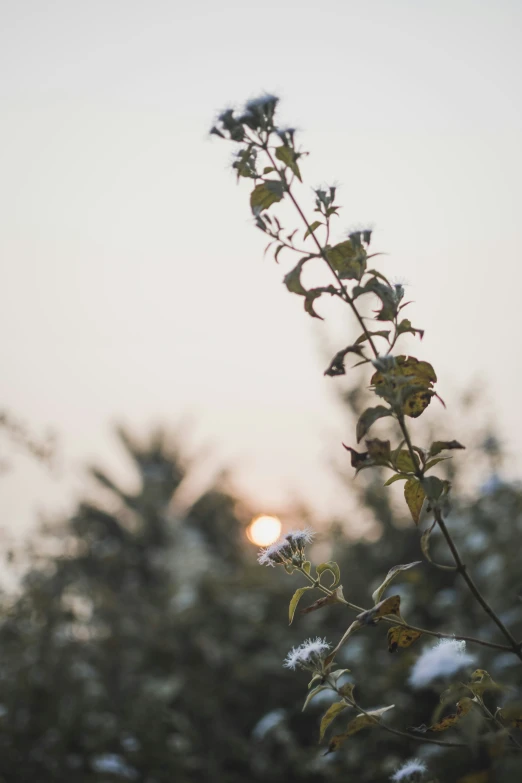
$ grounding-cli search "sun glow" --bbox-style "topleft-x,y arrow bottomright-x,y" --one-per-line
247,515 -> 282,547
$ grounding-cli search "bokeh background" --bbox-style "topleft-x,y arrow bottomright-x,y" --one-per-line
1,1 -> 522,781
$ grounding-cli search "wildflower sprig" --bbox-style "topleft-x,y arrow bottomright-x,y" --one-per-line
212,95 -> 522,757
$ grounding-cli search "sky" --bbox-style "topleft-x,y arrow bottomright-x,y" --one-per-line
1,0 -> 522,539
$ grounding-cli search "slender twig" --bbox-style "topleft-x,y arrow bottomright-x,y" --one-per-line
260,143 -> 380,357
477,696 -> 522,750
323,676 -> 467,749
258,128 -> 522,663
352,703 -> 466,748
394,416 -> 522,662
433,508 -> 522,662
297,567 -> 512,653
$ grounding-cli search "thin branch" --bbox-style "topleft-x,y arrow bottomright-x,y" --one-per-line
394,415 -> 522,662
261,144 -> 380,358
259,125 -> 522,663
477,696 -> 522,750
324,677 -> 467,749
434,508 -> 522,662
297,567 -> 512,653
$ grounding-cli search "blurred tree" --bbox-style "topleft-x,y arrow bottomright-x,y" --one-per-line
0,420 -> 521,782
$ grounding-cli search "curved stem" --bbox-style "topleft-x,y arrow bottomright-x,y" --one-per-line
434,508 -> 522,661
297,567 -> 512,653
477,696 -> 522,750
394,414 -> 522,661
261,134 -> 522,663
262,145 -> 380,357
323,677 -> 466,749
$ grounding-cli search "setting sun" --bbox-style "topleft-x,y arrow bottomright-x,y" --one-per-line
246,515 -> 282,547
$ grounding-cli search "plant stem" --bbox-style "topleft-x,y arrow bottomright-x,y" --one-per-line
323,677 -> 466,749
477,696 -> 522,750
297,567 -> 512,653
393,414 -> 522,662
262,145 -> 380,357
266,149 -> 522,664
434,508 -> 522,662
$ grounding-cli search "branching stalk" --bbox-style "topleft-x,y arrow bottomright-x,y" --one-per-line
297,566 -> 512,653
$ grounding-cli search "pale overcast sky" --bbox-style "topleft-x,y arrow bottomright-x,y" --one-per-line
1,0 -> 522,537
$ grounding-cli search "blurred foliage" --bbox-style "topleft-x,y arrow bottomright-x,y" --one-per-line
0,414 -> 522,782
0,410 -> 55,475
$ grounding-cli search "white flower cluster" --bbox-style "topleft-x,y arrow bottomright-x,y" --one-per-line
390,758 -> 427,781
408,639 -> 475,689
257,528 -> 315,567
283,637 -> 330,671
285,528 -> 315,546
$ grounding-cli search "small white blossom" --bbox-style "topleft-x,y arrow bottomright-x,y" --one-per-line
390,758 -> 427,781
284,637 -> 330,671
245,94 -> 279,112
390,276 -> 410,288
409,639 -> 475,689
257,539 -> 290,567
285,528 -> 315,546
257,528 -> 314,566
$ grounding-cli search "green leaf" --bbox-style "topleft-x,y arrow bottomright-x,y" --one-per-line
283,257 -> 336,319
357,595 -> 401,625
394,449 -> 420,473
273,244 -> 285,264
467,669 -> 501,697
303,286 -> 337,319
365,438 -> 392,465
304,220 -> 322,239
275,145 -> 302,181
329,668 -> 352,685
304,289 -> 325,319
352,276 -> 398,321
397,318 -> 424,340
302,560 -> 312,575
424,457 -> 447,471
300,588 -> 344,616
316,561 -> 340,589
343,444 -> 374,474
420,520 -> 436,563
498,704 -> 522,729
302,685 -> 329,712
283,258 -> 308,295
232,145 -> 257,179
327,706 -> 395,752
319,701 -> 348,741
366,268 -> 392,285
404,479 -> 426,525
371,356 -> 437,419
356,406 -> 392,443
289,586 -> 313,625
354,330 -> 390,345
324,345 -> 366,377
429,440 -> 465,457
307,674 -> 323,690
387,625 -> 422,652
371,561 -> 421,604
338,682 -> 355,702
326,240 -> 366,280
250,181 -> 284,213
325,620 -> 362,666
383,473 -> 409,486
412,698 -> 473,733
422,475 -> 445,501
